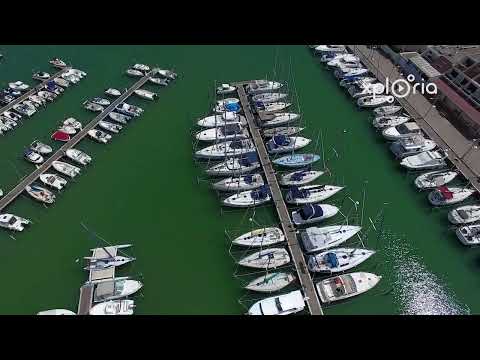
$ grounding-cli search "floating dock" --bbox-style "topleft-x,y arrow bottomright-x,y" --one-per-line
0,70 -> 154,214
233,81 -> 324,315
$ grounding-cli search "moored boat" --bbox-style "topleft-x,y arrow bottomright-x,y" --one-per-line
266,135 -> 311,154
301,225 -> 363,253
246,80 -> 283,95
49,58 -> 67,68
373,115 -> 411,129
93,278 -> 143,302
389,135 -> 436,159
316,272 -> 382,303
223,185 -> 271,208
285,184 -> 344,205
88,129 -> 112,143
238,248 -> 290,269
98,120 -> 122,134
307,248 -> 375,273
0,213 -> 31,232
195,139 -> 255,159
456,224 -> 480,246
448,205 -> 480,224
91,97 -> 111,106
134,89 -> 157,101
217,83 -> 236,95
89,300 -> 135,316
39,173 -> 67,190
357,95 -> 394,108
30,140 -> 52,155
245,272 -> 296,293
382,122 -> 422,141
126,68 -> 144,77
25,184 -> 55,204
66,149 -> 92,165
428,186 -> 475,206
105,88 -> 121,97
197,112 -> 246,128
84,102 -> 104,112
195,123 -> 249,142
212,173 -> 264,192
272,154 -> 321,168
262,126 -> 304,137
400,150 -> 447,170
63,117 -> 82,130
24,149 -> 44,164
109,112 -> 131,124
279,169 -> 324,186
205,152 -> 260,176
291,204 -> 339,226
51,130 -> 71,142
373,105 -> 403,116
414,170 -> 458,190
52,160 -> 81,178
247,290 -> 305,315
232,227 -> 285,247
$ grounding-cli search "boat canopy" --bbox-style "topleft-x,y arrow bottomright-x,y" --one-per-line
239,152 -> 258,166
289,186 -> 310,199
291,171 -> 307,181
221,123 -> 242,135
324,252 -> 339,268
251,185 -> 270,200
272,135 -> 289,147
230,140 -> 247,149
243,175 -> 254,184
225,103 -> 240,112
300,204 -> 323,220
438,186 -> 454,200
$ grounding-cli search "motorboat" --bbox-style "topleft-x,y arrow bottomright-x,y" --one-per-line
84,255 -> 135,271
88,129 -> 112,144
316,272 -> 381,303
98,120 -> 122,133
291,204 -> 339,226
217,83 -> 236,95
389,135 -> 437,159
245,272 -> 296,293
24,100 -> 40,110
91,97 -> 111,106
252,92 -> 288,104
247,290 -> 304,315
205,152 -> 260,176
105,88 -> 121,97
58,125 -> 77,135
28,95 -> 46,106
197,112 -> 246,128
89,300 -> 135,316
301,225 -> 362,253
93,278 -> 143,302
223,185 -> 271,207
246,80 -> 283,95
327,54 -> 360,67
126,68 -> 144,77
456,224 -> 480,246
373,115 -> 411,129
195,139 -> 255,159
414,170 -> 458,190
232,227 -> 285,247
285,185 -> 344,205
0,94 -> 15,105
45,82 -> 64,95
24,149 -> 44,164
149,77 -> 169,86
448,205 -> 480,224
37,90 -> 56,102
13,103 -> 36,117
133,63 -> 150,72
216,97 -> 240,106
61,73 -> 79,84
428,186 -> 475,206
2,118 -> 17,130
33,71 -> 50,80
51,130 -> 71,142
374,105 -> 403,116
382,122 -> 422,141
339,76 -> 376,88
238,248 -> 290,269
272,154 -> 321,168
63,117 -> 82,130
39,173 -> 67,190
37,309 -> 75,315
279,169 -> 324,186
115,103 -> 143,117
314,45 -> 346,53
357,95 -> 394,108
66,148 -> 92,165
256,102 -> 291,113
266,135 -> 311,154
49,58 -> 66,68
84,102 -> 104,112
195,123 -> 248,142
71,69 -> 87,78
348,82 -> 385,99
214,101 -> 242,114
152,68 -> 177,80
9,81 -> 29,91
0,213 -> 31,232
25,184 -> 55,204
2,111 -> 22,122
400,150 -> 447,170
52,161 -> 81,178
54,77 -> 70,88
263,126 -> 304,138
307,248 -> 375,273
335,68 -> 369,80
212,173 -> 264,192
260,112 -> 300,128
109,112 -> 131,124
319,52 -> 340,62
134,89 -> 157,100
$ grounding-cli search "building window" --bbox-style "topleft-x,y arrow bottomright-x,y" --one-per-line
449,69 -> 459,79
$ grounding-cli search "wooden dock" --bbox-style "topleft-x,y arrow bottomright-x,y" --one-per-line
0,70 -> 154,213
234,82 -> 324,315
0,67 -> 72,114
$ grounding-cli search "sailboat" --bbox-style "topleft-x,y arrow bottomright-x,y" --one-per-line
232,227 -> 285,247
223,185 -> 271,208
307,248 -> 375,273
285,185 -> 344,205
279,169 -> 324,186
300,225 -> 362,253
212,173 -> 264,192
266,136 -> 311,154
272,154 -> 320,168
238,248 -> 290,269
245,272 -> 296,293
205,153 -> 260,176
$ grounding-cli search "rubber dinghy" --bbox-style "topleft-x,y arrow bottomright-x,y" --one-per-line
232,227 -> 285,247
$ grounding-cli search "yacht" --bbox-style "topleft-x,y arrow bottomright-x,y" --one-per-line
89,300 -> 135,316
195,123 -> 249,142
39,173 -> 67,190
115,103 -> 143,117
448,205 -> 480,224
357,95 -> 394,108
382,122 -> 422,141
33,71 -> 50,80
134,89 -> 158,101
262,126 -> 304,138
98,120 -> 122,134
335,67 -> 369,80
152,68 -> 177,80
13,103 -> 36,117
301,225 -> 363,253
63,118 -> 82,130
414,170 -> 458,190
88,129 -> 112,144
58,125 -> 77,135
9,81 -> 29,91
279,169 -> 324,186
291,204 -> 339,226
195,139 -> 256,159
0,213 -> 31,232
49,58 -> 67,68
197,112 -> 246,128
374,105 -> 403,116
149,77 -> 169,86
25,184 -> 55,204
314,45 -> 346,53
456,225 -> 480,246
389,135 -> 437,159
37,90 -> 56,102
54,77 -> 70,88
133,63 -> 150,72
285,185 -> 344,205
2,111 -> 22,122
316,272 -> 382,303
126,69 -> 144,77
212,173 -> 264,192
272,154 -> 321,168
246,80 -> 283,95
266,135 -> 311,154
91,97 -> 111,106
348,82 -> 385,99
205,153 -> 260,176
24,149 -> 44,164
428,186 -> 475,206
252,92 -> 288,104
238,248 -> 290,269
260,112 -> 300,128
327,54 -> 360,68
214,101 -> 241,114
66,148 -> 92,165
247,290 -> 305,315
28,94 -> 46,106
307,248 -> 375,273
400,150 -> 447,170
71,69 -> 87,78
105,88 -> 121,97
223,185 -> 271,208
232,227 -> 285,247
340,76 -> 376,88
373,115 -> 411,129
109,112 -> 131,124
245,272 -> 296,293
255,102 -> 291,113
52,161 -> 81,178
93,278 -> 143,303
217,83 -> 236,95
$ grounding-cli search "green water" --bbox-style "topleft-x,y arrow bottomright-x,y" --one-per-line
0,45 -> 475,315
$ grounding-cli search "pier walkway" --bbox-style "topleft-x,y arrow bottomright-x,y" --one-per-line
348,45 -> 480,192
235,82 -> 323,315
0,70 -> 154,213
0,67 -> 72,114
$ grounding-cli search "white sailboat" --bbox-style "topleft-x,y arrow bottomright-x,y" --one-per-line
279,170 -> 324,186
307,248 -> 375,273
205,153 -> 260,176
195,139 -> 255,159
232,227 -> 285,247
238,248 -> 290,269
260,112 -> 300,128
291,204 -> 339,226
245,272 -> 296,293
300,225 -> 362,253
223,185 -> 271,208
212,173 -> 264,192
197,112 -> 246,128
266,135 -> 311,154
285,185 -> 344,205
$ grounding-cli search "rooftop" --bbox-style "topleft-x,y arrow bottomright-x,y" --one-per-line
401,52 -> 442,79
427,45 -> 480,64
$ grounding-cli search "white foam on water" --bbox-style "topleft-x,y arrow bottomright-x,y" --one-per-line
384,231 -> 470,315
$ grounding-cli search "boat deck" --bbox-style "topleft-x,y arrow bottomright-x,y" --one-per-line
234,81 -> 324,315
0,70 -> 154,214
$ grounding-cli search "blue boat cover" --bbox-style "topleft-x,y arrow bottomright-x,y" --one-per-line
300,204 -> 323,220
251,185 -> 270,200
324,252 -> 339,268
272,135 -> 289,146
230,140 -> 245,149
291,171 -> 306,181
289,186 -> 310,199
225,103 -> 240,112
239,152 -> 258,166
243,175 -> 254,184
